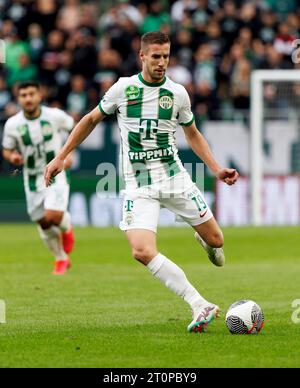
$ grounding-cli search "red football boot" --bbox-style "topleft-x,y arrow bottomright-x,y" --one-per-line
53,258 -> 71,275
62,228 -> 74,254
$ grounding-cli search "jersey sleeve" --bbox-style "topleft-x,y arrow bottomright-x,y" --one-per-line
54,108 -> 74,133
98,80 -> 121,116
178,87 -> 195,126
2,120 -> 17,150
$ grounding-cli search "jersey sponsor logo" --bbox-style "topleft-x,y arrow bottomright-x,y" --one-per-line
128,146 -> 174,162
159,95 -> 173,110
139,118 -> 158,140
125,85 -> 140,100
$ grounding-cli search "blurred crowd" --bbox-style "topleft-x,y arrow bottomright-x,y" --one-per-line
0,0 -> 300,125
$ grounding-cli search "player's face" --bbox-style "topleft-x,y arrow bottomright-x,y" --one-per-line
18,87 -> 42,114
141,43 -> 170,81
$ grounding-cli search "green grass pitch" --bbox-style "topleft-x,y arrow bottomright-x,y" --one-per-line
0,224 -> 300,368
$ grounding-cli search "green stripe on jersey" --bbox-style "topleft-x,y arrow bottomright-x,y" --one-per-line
157,132 -> 181,177
17,124 -> 32,146
127,88 -> 144,118
128,131 -> 151,187
27,155 -> 35,169
46,151 -> 55,164
158,89 -> 174,120
28,175 -> 37,192
128,132 -> 143,151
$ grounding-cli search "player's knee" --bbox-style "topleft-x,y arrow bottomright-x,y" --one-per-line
132,246 -> 155,264
38,218 -> 52,230
43,212 -> 63,226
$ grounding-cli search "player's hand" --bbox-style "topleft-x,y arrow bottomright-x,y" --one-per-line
10,151 -> 24,166
216,168 -> 239,185
44,156 -> 64,187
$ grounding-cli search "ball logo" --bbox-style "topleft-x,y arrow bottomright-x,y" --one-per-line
126,85 -> 140,100
159,95 -> 173,110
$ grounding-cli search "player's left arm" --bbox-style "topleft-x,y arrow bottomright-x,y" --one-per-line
183,122 -> 239,185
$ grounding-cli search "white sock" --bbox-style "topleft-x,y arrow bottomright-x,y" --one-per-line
59,211 -> 71,232
38,225 -> 68,261
147,253 -> 206,310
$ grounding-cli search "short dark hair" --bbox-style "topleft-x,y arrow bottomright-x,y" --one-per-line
141,31 -> 170,51
17,81 -> 40,92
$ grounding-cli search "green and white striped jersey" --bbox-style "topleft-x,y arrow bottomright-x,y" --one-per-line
2,106 -> 74,192
99,73 -> 195,190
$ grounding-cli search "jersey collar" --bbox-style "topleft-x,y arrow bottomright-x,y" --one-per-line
23,106 -> 42,121
138,73 -> 166,87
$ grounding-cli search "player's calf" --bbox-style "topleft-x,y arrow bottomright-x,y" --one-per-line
37,224 -> 71,274
202,231 -> 224,248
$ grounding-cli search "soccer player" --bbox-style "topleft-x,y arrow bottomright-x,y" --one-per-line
2,81 -> 75,275
45,32 -> 239,331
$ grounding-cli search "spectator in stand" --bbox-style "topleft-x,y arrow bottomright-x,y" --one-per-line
0,76 -> 11,122
27,23 -> 44,64
39,29 -> 65,84
140,1 -> 170,34
56,0 -> 81,33
193,43 -> 218,120
167,54 -> 193,96
220,0 -> 241,51
30,0 -> 59,36
258,9 -> 278,44
273,22 -> 296,68
67,28 -> 97,78
230,57 -> 251,111
171,0 -> 198,23
172,29 -> 194,69
66,74 -> 87,122
7,52 -> 38,87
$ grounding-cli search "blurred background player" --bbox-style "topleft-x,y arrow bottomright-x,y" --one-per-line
2,81 -> 75,275
44,32 -> 238,332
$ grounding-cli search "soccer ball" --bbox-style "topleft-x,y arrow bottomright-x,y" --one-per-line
225,300 -> 265,334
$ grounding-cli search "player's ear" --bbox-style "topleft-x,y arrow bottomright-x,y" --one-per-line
140,49 -> 145,62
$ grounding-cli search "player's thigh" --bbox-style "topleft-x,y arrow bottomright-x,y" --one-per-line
193,217 -> 224,248
120,195 -> 160,264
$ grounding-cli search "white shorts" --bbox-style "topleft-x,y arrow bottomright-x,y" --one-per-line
120,171 -> 213,233
25,183 -> 70,222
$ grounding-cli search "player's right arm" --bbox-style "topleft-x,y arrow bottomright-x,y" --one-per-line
2,119 -> 24,166
44,106 -> 105,186
2,149 -> 24,166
